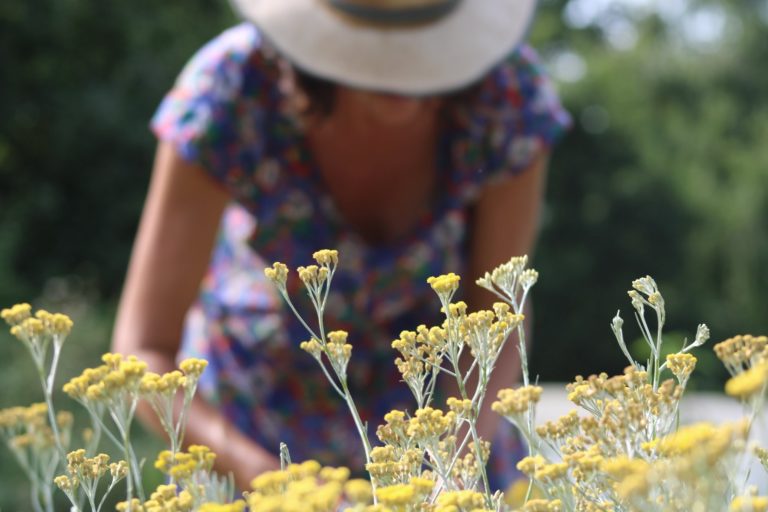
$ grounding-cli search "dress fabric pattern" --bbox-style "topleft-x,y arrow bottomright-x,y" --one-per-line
151,23 -> 571,488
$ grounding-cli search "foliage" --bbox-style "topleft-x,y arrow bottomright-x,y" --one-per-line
0,304 -> 233,511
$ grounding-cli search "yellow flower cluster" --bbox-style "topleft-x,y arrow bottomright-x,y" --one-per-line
301,331 -> 353,374
427,273 -> 461,298
155,445 -> 216,480
715,334 -> 768,375
1,303 -> 32,325
312,249 -> 339,266
326,330 -> 353,369
519,498 -> 563,512
180,358 -> 209,380
140,370 -> 186,395
655,421 -> 747,461
535,410 -> 579,443
406,407 -> 456,444
391,324 -> 447,399
198,503 -> 247,512
0,402 -> 48,433
366,445 -> 424,487
56,449 -> 128,503
731,496 -> 768,512
434,489 -> 486,512
0,402 -> 65,453
492,386 -> 543,418
725,362 -> 768,400
561,445 -> 604,482
375,477 -> 434,510
247,459 -> 364,512
2,303 -> 74,353
595,422 -> 750,510
63,353 -> 148,403
64,354 -> 207,409
665,353 -> 697,384
264,261 -> 289,287
446,397 -> 473,417
755,446 -> 768,471
376,410 -> 409,447
461,307 -> 523,365
298,264 -> 331,289
264,250 -> 338,299
118,484 -> 194,512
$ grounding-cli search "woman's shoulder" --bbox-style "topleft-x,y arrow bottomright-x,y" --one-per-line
174,23 -> 275,99
151,23 -> 284,199
476,44 -> 565,117
448,43 -> 571,198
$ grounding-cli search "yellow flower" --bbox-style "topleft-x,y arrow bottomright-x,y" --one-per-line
666,353 -> 697,383
345,478 -> 373,504
198,502 -> 246,512
516,455 -> 546,476
446,397 -> 473,416
376,483 -> 417,507
435,489 -> 485,511
312,249 -> 339,266
427,273 -> 460,297
521,499 -> 563,512
726,363 -> 768,399
492,386 -> 543,416
319,466 -> 350,483
1,303 -> 32,325
179,358 -> 208,379
300,338 -> 324,360
731,496 -> 768,512
264,262 -> 289,287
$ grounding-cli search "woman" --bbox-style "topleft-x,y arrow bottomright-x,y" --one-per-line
112,0 -> 570,491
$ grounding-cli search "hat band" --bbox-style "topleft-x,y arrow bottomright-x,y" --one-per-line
325,0 -> 460,26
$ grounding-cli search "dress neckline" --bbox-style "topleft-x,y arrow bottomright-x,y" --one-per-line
276,100 -> 458,256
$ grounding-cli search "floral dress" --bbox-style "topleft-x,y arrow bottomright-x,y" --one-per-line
151,23 -> 570,489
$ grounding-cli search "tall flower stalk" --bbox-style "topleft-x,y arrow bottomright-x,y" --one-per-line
2,304 -> 74,511
264,250 -> 375,482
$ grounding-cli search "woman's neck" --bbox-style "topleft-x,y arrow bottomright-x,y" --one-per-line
303,89 -> 445,244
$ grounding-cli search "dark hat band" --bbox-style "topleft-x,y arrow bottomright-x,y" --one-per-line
326,0 -> 461,26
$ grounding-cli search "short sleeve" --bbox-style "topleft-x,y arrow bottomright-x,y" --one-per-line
150,24 -> 268,192
453,44 -> 571,197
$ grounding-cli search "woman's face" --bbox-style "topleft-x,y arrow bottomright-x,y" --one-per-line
336,87 -> 443,127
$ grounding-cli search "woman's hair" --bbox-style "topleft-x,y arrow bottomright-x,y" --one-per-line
293,65 -> 483,118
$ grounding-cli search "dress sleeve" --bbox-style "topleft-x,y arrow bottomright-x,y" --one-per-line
463,44 -> 571,186
150,24 -> 266,191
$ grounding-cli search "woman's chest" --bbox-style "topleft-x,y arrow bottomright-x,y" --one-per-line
306,129 -> 440,244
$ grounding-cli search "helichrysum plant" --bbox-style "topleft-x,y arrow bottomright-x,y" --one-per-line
3,251 -> 768,511
0,303 -> 240,511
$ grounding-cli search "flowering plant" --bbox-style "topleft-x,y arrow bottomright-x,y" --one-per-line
1,250 -> 767,511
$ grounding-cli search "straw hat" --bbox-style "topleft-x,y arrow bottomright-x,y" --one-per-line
229,0 -> 538,95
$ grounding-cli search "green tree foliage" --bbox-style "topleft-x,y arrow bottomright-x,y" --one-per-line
0,0 -> 236,305
531,0 -> 768,381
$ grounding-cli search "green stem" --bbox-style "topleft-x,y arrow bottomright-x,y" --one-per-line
35,357 -> 66,460
468,421 -> 493,508
339,379 -> 376,503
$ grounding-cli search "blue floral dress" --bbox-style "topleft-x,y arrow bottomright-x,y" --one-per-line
151,23 -> 570,489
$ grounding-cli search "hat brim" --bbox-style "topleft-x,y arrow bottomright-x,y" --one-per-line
229,0 -> 538,95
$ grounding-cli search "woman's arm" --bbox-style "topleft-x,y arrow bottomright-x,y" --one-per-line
112,141 -> 280,489
463,153 -> 549,443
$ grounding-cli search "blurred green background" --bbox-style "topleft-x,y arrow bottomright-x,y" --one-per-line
1,0 -> 766,508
